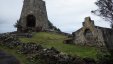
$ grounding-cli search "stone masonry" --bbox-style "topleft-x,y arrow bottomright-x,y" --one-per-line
17,0 -> 49,32
72,17 -> 113,47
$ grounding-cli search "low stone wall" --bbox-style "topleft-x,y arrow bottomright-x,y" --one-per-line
101,29 -> 113,55
0,33 -> 96,64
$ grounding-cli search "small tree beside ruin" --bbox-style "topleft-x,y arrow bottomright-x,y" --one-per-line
92,0 -> 113,28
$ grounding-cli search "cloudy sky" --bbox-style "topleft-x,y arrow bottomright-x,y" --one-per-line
0,0 -> 110,33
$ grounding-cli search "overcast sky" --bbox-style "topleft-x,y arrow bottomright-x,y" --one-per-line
0,0 -> 110,33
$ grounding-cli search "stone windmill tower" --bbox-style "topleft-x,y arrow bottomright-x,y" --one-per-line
17,0 -> 49,32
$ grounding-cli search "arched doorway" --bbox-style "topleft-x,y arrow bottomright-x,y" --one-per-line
84,29 -> 93,40
26,15 -> 36,27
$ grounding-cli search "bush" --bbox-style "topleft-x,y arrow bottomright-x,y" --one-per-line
97,49 -> 113,64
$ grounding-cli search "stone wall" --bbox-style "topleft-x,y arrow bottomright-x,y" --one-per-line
18,0 -> 49,32
72,17 -> 105,47
101,28 -> 113,53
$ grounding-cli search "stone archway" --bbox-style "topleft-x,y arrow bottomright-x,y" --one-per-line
84,29 -> 93,40
26,15 -> 36,27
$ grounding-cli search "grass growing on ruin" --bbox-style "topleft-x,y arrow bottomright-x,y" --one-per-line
20,32 -> 66,44
44,42 -> 97,59
20,32 -> 98,59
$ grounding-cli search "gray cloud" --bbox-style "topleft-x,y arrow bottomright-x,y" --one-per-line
0,19 -> 5,24
0,0 -> 110,33
0,0 -> 23,33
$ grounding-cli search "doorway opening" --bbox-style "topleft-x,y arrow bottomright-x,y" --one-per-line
26,15 -> 36,27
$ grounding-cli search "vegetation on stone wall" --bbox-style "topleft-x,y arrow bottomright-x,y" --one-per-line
14,20 -> 22,28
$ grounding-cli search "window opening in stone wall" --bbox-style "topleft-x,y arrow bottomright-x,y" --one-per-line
84,29 -> 93,40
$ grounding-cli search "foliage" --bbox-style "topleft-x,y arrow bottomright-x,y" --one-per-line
48,20 -> 54,29
1,32 -> 109,64
96,49 -> 113,64
14,20 -> 22,28
19,32 -> 98,59
48,20 -> 61,32
0,33 -> 97,64
92,0 -> 113,28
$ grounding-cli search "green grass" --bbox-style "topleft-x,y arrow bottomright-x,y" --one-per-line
20,32 -> 98,59
0,32 -> 67,64
20,32 -> 66,44
44,42 -> 97,58
0,32 -> 98,64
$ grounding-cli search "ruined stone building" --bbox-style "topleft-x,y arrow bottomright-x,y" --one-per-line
17,0 -> 49,32
71,17 -> 113,48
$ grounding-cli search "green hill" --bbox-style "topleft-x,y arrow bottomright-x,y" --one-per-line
19,32 -> 98,59
0,32 -> 99,64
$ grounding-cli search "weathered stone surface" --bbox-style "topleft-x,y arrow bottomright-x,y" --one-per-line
11,32 -> 33,38
66,17 -> 113,48
0,33 -> 21,48
101,28 -> 113,54
34,47 -> 87,64
64,38 -> 73,44
17,0 -> 49,32
18,43 -> 43,54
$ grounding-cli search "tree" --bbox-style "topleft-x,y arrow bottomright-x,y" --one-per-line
48,20 -> 54,29
14,20 -> 22,28
92,0 -> 113,28
48,20 -> 61,32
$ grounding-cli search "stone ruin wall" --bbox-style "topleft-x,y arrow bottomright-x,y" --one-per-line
73,17 -> 105,47
18,0 -> 49,32
101,28 -> 113,52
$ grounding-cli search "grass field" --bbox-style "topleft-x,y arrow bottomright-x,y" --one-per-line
0,32 -> 98,64
19,32 -> 98,59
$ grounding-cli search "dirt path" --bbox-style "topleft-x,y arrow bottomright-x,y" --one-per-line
0,50 -> 20,64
